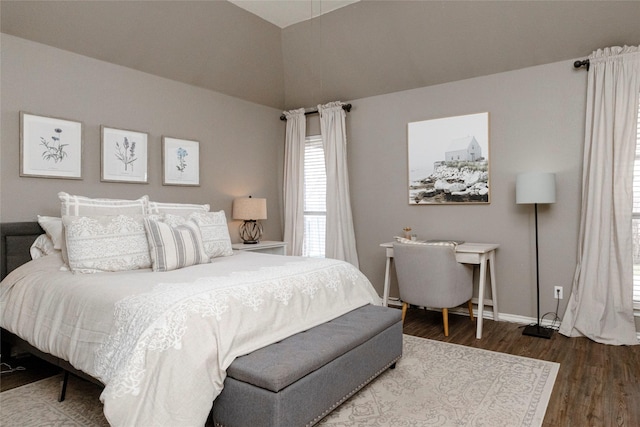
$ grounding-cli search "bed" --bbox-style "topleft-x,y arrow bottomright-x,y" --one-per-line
0,195 -> 388,426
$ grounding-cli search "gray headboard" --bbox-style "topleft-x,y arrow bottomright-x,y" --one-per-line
0,222 -> 44,280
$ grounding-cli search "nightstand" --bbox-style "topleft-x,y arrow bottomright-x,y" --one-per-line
232,241 -> 287,256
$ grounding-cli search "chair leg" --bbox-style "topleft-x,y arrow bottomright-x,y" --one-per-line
467,299 -> 474,321
442,308 -> 449,336
401,302 -> 408,324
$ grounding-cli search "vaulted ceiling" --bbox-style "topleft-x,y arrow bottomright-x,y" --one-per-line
2,1 -> 640,110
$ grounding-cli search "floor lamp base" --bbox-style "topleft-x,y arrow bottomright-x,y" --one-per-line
522,324 -> 554,339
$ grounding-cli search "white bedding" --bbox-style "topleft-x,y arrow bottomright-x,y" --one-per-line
0,251 -> 381,426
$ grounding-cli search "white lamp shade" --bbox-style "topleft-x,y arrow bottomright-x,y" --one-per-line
233,197 -> 267,220
516,172 -> 556,204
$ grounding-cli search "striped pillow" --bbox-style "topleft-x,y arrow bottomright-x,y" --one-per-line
144,218 -> 209,272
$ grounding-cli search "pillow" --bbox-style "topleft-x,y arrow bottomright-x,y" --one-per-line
62,214 -> 151,273
394,236 -> 460,247
30,234 -> 58,259
59,192 -> 149,216
37,215 -> 64,250
188,211 -> 233,258
144,218 -> 209,272
147,201 -> 210,217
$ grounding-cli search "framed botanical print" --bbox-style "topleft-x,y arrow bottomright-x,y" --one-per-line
162,136 -> 200,186
407,112 -> 490,205
20,112 -> 83,179
101,126 -> 149,183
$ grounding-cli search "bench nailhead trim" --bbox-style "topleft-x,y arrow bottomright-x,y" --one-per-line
306,355 -> 402,427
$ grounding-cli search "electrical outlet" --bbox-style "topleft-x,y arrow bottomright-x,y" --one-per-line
554,286 -> 563,300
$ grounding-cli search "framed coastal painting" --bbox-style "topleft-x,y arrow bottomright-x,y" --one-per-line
20,112 -> 83,179
101,126 -> 149,183
162,136 -> 200,186
407,112 -> 490,205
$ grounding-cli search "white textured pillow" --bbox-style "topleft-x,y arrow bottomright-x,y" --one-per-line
59,192 -> 149,216
30,234 -> 58,259
394,236 -> 459,247
63,214 -> 151,273
147,201 -> 210,217
188,211 -> 233,258
144,218 -> 209,272
38,215 -> 64,250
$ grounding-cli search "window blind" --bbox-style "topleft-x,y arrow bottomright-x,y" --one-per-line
631,94 -> 640,307
303,136 -> 326,258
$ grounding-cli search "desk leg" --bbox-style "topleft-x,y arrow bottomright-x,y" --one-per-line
489,250 -> 499,321
476,254 -> 488,339
382,257 -> 391,307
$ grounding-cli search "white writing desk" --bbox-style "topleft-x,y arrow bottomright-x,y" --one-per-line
380,242 -> 499,339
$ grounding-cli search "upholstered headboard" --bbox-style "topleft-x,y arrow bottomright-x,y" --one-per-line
0,222 -> 43,280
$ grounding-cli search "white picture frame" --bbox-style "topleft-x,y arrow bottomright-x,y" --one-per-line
407,112 -> 490,205
20,112 -> 83,179
162,136 -> 200,186
101,126 -> 149,184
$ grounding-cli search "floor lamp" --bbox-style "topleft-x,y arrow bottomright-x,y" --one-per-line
516,172 -> 556,339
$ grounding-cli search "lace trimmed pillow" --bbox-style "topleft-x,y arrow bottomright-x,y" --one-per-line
62,215 -> 152,273
188,211 -> 233,258
144,218 -> 210,272
58,194 -> 149,267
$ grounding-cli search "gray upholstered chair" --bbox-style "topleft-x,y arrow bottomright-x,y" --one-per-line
393,242 -> 474,336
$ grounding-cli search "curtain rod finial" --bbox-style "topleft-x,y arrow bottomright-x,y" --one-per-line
574,59 -> 590,70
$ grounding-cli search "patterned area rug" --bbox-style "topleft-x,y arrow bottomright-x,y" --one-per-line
0,335 -> 559,427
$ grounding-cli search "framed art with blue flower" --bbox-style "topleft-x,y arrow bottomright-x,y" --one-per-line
162,136 -> 200,186
20,112 -> 83,179
101,125 -> 149,183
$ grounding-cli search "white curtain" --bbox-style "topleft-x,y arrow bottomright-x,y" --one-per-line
282,108 -> 306,256
318,101 -> 359,267
559,46 -> 640,345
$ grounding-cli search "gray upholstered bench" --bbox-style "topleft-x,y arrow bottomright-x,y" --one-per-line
212,304 -> 403,427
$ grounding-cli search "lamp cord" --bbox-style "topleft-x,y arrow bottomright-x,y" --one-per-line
534,203 -> 541,326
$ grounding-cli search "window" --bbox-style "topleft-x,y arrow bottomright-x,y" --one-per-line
631,95 -> 640,309
303,136 -> 326,257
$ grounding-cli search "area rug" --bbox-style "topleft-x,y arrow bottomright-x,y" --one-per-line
0,335 -> 559,427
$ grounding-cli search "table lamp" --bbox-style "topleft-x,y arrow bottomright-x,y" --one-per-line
516,172 -> 556,339
233,196 -> 267,244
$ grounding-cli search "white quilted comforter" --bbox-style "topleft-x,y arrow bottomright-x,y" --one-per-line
0,251 -> 380,426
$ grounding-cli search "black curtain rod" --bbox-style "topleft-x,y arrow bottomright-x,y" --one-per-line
280,104 -> 352,121
574,59 -> 590,71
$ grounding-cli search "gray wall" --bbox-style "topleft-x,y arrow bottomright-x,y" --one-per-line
346,60 -> 586,321
1,35 -> 285,242
282,0 -> 640,110
1,1 -> 285,109
1,33 -> 632,327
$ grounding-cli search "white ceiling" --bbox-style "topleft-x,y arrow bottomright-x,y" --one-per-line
228,0 -> 359,28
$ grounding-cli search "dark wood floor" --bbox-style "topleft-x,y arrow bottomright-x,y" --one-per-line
2,307 -> 639,426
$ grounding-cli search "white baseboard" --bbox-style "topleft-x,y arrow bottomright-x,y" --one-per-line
391,298 -> 640,340
433,305 -> 640,341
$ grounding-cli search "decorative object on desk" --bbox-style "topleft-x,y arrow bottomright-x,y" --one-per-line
517,172 -> 556,339
402,227 -> 412,239
162,136 -> 200,186
101,126 -> 148,183
233,196 -> 267,244
20,111 -> 83,179
407,112 -> 490,204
